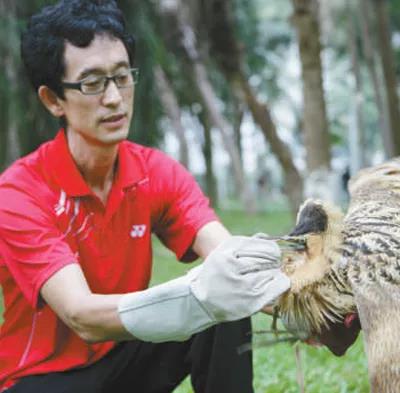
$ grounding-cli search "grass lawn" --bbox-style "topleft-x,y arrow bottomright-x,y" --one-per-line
0,208 -> 370,392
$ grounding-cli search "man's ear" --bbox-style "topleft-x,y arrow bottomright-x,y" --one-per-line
38,86 -> 65,118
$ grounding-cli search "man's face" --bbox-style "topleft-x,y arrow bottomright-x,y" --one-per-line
59,35 -> 134,146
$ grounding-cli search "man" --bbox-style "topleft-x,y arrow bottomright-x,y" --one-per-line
0,1 -> 290,392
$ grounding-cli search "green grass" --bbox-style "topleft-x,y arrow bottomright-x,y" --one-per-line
0,209 -> 370,392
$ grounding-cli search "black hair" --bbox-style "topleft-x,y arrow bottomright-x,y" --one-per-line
21,0 -> 135,99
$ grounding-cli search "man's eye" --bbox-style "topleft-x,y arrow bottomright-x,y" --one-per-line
83,79 -> 103,88
115,74 -> 130,85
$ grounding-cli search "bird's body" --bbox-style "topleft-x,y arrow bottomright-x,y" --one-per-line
276,158 -> 400,392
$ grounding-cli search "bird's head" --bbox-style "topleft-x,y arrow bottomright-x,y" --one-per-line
281,198 -> 345,291
275,199 -> 357,350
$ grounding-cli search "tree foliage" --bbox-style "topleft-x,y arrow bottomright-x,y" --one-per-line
1,0 -> 400,210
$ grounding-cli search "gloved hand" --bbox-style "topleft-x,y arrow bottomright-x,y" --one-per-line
190,234 -> 291,322
118,234 -> 290,343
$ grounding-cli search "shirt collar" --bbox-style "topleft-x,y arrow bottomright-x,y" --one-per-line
47,129 -> 145,197
115,139 -> 146,190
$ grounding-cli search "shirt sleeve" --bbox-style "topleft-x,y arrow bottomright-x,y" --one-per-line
0,184 -> 78,308
148,150 -> 219,262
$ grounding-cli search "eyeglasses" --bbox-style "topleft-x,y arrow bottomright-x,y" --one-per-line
61,68 -> 139,95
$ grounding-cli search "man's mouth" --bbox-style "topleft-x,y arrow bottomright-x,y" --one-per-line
102,113 -> 126,123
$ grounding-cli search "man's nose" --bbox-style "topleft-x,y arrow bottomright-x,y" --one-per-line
102,80 -> 123,106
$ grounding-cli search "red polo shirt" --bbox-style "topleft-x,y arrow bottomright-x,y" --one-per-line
0,130 -> 218,390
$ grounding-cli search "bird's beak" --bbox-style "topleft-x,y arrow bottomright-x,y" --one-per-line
265,235 -> 307,252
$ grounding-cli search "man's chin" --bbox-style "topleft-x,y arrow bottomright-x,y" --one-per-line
99,128 -> 130,145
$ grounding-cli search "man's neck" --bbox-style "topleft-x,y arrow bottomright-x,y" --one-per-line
66,130 -> 119,205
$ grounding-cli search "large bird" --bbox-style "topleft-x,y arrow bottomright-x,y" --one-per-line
274,158 -> 400,392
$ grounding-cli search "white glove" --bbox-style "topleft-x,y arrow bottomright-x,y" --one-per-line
118,234 -> 290,343
190,234 -> 291,321
118,273 -> 214,343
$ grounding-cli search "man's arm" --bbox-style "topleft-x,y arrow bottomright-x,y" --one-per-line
40,264 -> 132,342
192,220 -> 231,259
40,221 -> 228,343
41,222 -> 290,344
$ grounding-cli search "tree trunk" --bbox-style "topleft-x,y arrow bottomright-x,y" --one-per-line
237,74 -> 304,215
199,111 -> 219,208
201,0 -> 303,215
232,91 -> 244,166
291,0 -> 331,172
358,0 -> 391,158
2,1 -> 22,166
154,65 -> 189,168
347,1 -> 366,174
373,0 -> 400,157
191,61 -> 254,210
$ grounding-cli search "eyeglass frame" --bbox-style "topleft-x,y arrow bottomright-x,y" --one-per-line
60,67 -> 139,95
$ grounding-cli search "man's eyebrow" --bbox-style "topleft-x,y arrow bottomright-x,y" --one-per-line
76,61 -> 130,80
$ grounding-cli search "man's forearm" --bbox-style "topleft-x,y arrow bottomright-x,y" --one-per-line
67,292 -> 133,343
192,221 -> 231,258
41,264 -> 133,343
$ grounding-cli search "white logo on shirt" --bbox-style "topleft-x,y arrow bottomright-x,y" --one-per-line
130,225 -> 147,238
54,190 -> 93,241
55,190 -> 68,216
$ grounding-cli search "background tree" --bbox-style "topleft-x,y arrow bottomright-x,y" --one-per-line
357,0 -> 391,159
1,0 -> 21,166
291,0 -> 331,178
153,0 -> 256,211
347,0 -> 366,174
1,0 -> 400,212
373,0 -> 400,157
154,65 -> 189,168
201,0 -> 304,214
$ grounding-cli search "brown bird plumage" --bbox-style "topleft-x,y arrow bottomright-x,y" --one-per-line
274,158 -> 400,392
